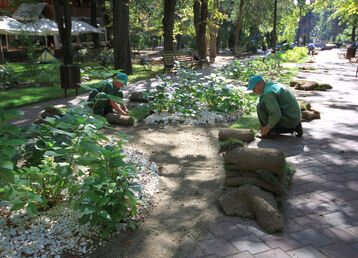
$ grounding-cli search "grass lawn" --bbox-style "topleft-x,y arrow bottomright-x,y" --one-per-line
231,112 -> 260,133
0,63 -> 163,110
0,86 -> 88,109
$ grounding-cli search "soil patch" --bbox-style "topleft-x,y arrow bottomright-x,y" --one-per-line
90,125 -> 225,258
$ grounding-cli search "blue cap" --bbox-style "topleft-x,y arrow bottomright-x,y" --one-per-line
247,75 -> 264,90
114,72 -> 128,85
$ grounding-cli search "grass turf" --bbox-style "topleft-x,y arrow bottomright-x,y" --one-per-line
0,63 -> 163,109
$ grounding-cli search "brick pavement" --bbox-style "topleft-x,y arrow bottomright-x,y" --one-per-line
193,49 -> 358,258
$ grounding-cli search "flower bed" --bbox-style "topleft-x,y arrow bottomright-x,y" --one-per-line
0,106 -> 159,257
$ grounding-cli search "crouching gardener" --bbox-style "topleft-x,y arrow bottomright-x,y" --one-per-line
88,72 -> 134,125
247,75 -> 303,138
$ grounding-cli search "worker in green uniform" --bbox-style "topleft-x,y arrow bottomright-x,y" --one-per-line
247,75 -> 303,138
88,72 -> 133,125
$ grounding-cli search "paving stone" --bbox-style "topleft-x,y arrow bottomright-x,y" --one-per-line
208,222 -> 246,238
285,220 -> 303,233
287,246 -> 327,258
229,235 -> 270,255
340,226 -> 358,238
226,251 -> 255,258
261,234 -> 302,251
192,246 -> 206,257
352,242 -> 358,251
319,243 -> 358,258
209,221 -> 250,241
199,238 -> 239,257
321,211 -> 354,227
254,248 -> 291,258
335,190 -> 358,202
282,203 -> 305,218
290,182 -> 318,196
197,231 -> 216,240
345,180 -> 358,191
322,227 -> 357,243
290,229 -> 333,247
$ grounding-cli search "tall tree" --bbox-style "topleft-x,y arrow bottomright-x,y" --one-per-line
90,0 -> 100,48
352,22 -> 357,42
234,0 -> 245,55
163,0 -> 177,70
314,0 -> 358,42
54,0 -> 73,65
113,0 -> 132,74
272,0 -> 278,52
208,0 -> 221,63
194,0 -> 208,66
296,0 -> 306,45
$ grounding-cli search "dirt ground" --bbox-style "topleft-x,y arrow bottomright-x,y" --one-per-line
90,125 -> 226,258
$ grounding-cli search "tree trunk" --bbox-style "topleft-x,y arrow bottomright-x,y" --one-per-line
113,0 -> 132,74
209,23 -> 218,63
163,0 -> 177,70
91,0 -> 100,48
352,24 -> 357,43
272,0 -> 278,52
296,1 -> 305,46
54,0 -> 73,65
208,0 -> 219,63
234,0 -> 244,55
194,0 -> 208,66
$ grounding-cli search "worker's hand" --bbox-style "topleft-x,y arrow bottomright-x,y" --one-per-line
260,126 -> 271,137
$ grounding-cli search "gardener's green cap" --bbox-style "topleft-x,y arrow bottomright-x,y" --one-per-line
114,72 -> 128,85
247,75 -> 263,91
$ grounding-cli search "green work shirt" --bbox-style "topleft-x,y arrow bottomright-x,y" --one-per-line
90,79 -> 123,115
259,83 -> 301,128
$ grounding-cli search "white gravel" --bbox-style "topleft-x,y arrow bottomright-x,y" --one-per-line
144,109 -> 241,126
0,148 -> 159,258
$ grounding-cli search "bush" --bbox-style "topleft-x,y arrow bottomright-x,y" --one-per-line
278,47 -> 308,63
1,105 -> 139,237
147,68 -> 255,116
0,64 -> 18,88
224,57 -> 281,84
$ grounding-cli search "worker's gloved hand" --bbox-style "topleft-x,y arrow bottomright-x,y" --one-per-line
260,126 -> 271,137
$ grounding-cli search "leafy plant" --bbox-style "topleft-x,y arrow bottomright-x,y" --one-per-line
1,104 -> 140,237
147,68 -> 254,117
0,109 -> 26,195
278,47 -> 308,63
0,64 -> 18,88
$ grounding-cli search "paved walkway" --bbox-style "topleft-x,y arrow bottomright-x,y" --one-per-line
193,49 -> 358,258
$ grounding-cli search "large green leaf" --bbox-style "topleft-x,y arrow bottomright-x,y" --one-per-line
0,161 -> 14,170
0,169 -> 14,185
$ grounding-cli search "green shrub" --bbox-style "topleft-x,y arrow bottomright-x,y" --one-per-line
147,69 -> 255,116
1,105 -> 139,237
279,47 -> 308,63
0,64 -> 18,88
0,109 -> 26,195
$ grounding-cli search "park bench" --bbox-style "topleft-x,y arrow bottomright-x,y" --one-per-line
162,51 -> 198,70
140,51 -> 197,70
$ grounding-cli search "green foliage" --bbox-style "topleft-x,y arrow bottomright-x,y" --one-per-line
1,105 -> 139,237
129,104 -> 152,122
147,68 -> 255,116
225,56 -> 282,83
278,47 -> 308,63
0,109 -> 25,194
0,62 -> 162,109
0,86 -> 87,109
225,49 -> 303,86
218,138 -> 245,153
0,64 -> 18,88
231,112 -> 260,133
